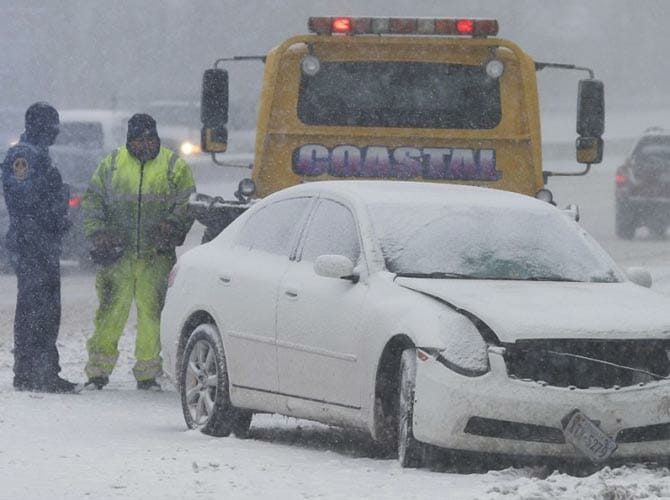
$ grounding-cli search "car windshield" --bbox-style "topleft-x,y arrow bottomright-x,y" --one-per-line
368,203 -> 621,282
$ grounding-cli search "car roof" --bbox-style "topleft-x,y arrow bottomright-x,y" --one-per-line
58,109 -> 132,124
270,180 -> 553,212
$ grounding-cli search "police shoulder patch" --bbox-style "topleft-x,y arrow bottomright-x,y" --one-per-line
12,156 -> 29,180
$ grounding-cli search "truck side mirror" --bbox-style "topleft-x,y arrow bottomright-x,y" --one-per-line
576,136 -> 603,164
201,68 -> 229,153
576,79 -> 604,164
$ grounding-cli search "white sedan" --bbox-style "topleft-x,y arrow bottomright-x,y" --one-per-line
161,180 -> 670,467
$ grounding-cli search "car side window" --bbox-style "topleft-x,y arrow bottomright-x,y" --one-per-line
300,199 -> 360,263
237,197 -> 311,256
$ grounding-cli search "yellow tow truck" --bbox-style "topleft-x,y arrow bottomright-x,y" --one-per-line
193,16 -> 604,237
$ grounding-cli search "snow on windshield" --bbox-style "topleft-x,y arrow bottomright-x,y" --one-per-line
368,203 -> 621,282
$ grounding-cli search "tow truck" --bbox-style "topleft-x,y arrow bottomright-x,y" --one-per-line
191,16 -> 605,239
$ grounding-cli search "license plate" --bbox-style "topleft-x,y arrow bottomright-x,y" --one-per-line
561,409 -> 617,463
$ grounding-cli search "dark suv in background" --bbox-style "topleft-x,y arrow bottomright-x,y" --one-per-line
615,127 -> 670,239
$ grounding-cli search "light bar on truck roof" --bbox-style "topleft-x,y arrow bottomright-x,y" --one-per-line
308,16 -> 499,37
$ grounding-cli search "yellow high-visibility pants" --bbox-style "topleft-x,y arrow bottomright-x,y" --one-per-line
85,252 -> 175,381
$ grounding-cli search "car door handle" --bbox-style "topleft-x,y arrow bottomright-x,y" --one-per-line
284,287 -> 299,299
217,274 -> 232,285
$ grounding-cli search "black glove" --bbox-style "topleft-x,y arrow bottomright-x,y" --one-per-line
153,221 -> 178,254
90,231 -> 124,265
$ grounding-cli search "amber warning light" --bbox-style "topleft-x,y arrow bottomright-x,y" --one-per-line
308,16 -> 499,37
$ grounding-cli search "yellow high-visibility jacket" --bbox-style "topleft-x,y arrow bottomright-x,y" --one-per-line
82,146 -> 195,256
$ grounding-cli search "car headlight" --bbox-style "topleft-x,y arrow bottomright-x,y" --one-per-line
535,188 -> 554,204
180,141 -> 201,156
433,316 -> 490,376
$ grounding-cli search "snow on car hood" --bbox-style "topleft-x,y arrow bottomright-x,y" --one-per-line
396,278 -> 670,342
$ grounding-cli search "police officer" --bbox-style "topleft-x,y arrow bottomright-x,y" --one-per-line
83,113 -> 195,391
1,102 -> 79,393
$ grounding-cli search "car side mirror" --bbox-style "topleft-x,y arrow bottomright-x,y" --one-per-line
562,203 -> 580,222
314,254 -> 358,283
625,266 -> 652,288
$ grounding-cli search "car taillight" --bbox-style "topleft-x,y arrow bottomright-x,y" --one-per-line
168,263 -> 179,288
614,173 -> 628,185
69,194 -> 81,208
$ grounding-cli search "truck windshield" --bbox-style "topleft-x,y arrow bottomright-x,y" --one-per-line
297,61 -> 501,130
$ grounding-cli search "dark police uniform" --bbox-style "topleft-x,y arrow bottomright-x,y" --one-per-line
2,135 -> 71,390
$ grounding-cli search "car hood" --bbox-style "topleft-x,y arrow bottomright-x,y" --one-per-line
396,278 -> 670,342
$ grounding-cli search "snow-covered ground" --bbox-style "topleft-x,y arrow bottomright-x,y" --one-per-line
2,224 -> 670,499
2,269 -> 670,499
3,117 -> 670,499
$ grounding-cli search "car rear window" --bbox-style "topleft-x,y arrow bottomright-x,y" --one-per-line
55,122 -> 104,149
634,139 -> 670,168
237,197 -> 312,256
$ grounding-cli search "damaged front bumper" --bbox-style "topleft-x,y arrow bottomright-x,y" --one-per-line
412,347 -> 670,461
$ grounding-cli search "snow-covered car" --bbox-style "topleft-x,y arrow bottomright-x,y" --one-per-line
161,180 -> 670,467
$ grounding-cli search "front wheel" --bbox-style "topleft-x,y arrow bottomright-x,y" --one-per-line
180,323 -> 251,437
397,348 -> 426,468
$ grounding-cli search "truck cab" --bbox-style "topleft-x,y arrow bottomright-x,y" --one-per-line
196,16 -> 604,234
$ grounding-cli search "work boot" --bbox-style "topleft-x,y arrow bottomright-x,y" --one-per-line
41,376 -> 81,394
137,379 -> 161,391
84,376 -> 109,390
13,376 -> 36,392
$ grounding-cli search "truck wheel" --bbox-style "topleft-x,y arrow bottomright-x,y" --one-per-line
180,323 -> 237,437
397,348 -> 426,468
615,203 -> 636,240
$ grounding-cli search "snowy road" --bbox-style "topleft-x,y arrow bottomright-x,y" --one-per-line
2,154 -> 670,499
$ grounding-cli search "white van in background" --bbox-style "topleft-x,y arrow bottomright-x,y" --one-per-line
53,109 -> 131,268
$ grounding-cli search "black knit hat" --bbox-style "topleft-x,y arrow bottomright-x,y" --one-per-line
25,102 -> 59,133
127,113 -> 158,142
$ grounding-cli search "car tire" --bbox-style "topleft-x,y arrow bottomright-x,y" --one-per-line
615,202 -> 636,240
231,410 -> 253,439
397,348 -> 425,468
180,323 -> 241,437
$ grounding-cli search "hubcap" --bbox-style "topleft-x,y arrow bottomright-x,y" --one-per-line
185,340 -> 219,425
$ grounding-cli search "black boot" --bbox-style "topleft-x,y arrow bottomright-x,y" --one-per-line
40,376 -> 81,394
84,376 -> 109,390
13,376 -> 37,392
137,379 -> 161,391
